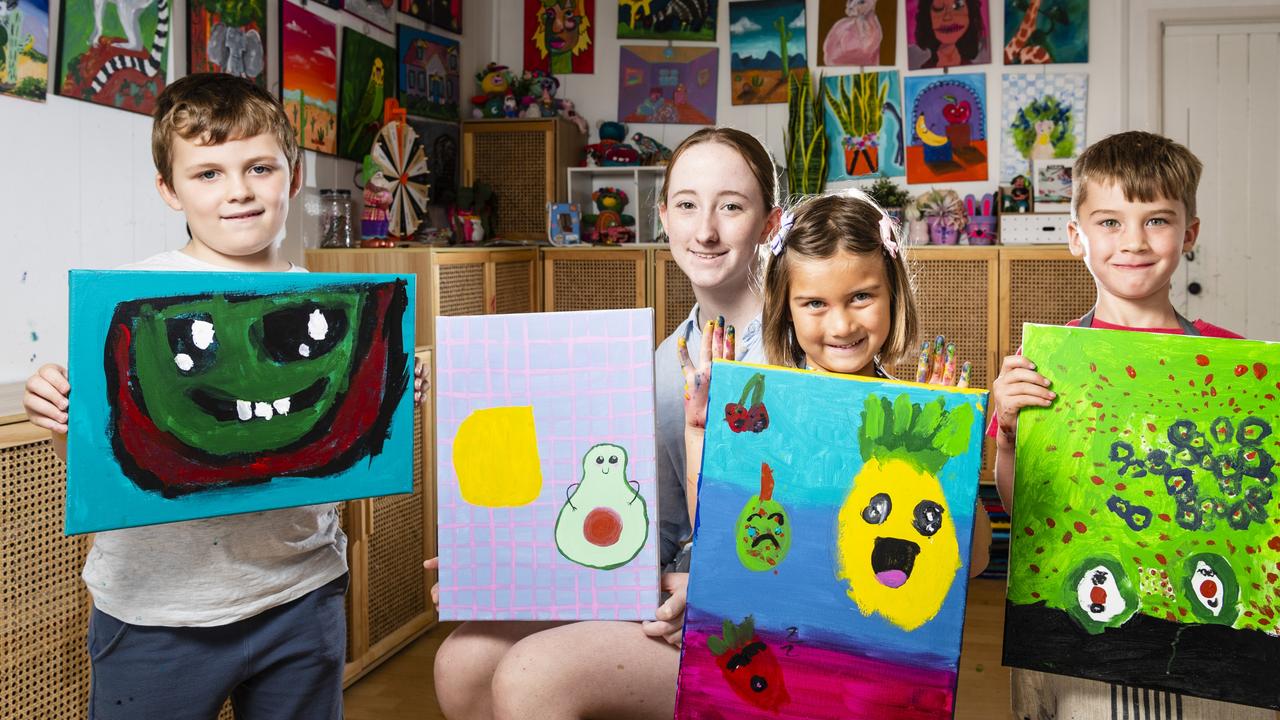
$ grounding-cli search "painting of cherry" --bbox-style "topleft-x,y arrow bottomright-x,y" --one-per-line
904,73 -> 988,184
725,372 -> 770,434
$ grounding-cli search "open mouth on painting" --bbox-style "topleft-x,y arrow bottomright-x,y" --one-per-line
872,537 -> 920,588
189,378 -> 328,422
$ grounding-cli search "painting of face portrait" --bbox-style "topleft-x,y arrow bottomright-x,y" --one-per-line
905,0 -> 990,70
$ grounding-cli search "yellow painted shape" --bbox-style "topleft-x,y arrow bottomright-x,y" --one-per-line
453,406 -> 542,507
836,456 -> 960,631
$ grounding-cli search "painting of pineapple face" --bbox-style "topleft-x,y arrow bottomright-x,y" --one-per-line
836,456 -> 961,631
735,463 -> 791,571
555,443 -> 650,569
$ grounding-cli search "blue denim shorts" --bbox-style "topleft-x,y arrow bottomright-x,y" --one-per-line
87,573 -> 348,720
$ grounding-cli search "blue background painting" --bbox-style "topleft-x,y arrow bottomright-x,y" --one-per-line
66,270 -> 416,534
688,361 -> 987,662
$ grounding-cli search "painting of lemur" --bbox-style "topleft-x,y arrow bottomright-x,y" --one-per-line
55,0 -> 168,113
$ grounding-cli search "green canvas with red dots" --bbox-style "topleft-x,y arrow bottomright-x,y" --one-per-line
1003,324 -> 1280,710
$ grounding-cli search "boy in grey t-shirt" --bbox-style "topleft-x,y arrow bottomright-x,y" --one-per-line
23,74 -> 422,719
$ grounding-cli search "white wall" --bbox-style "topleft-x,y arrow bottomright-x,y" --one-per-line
0,0 -> 486,387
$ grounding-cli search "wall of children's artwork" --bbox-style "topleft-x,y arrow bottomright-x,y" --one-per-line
434,309 -> 661,621
0,0 -> 478,391
65,270 -> 416,534
675,361 -> 988,720
1005,325 -> 1280,710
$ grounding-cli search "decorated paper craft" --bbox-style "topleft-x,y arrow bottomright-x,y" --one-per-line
617,0 -> 714,41
281,1 -> 338,155
675,361 -> 987,720
903,73 -> 988,184
187,0 -> 266,87
817,0 -> 895,67
338,27 -> 396,161
524,0 -> 594,74
65,270 -> 416,534
1,0 -> 49,101
618,45 -> 716,124
905,0 -> 990,70
55,0 -> 169,114
435,309 -> 661,620
823,71 -> 905,181
1000,72 -> 1086,182
1004,325 -> 1280,711
1004,0 -> 1088,64
728,0 -> 806,106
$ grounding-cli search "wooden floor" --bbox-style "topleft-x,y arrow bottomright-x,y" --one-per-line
343,578 -> 1012,720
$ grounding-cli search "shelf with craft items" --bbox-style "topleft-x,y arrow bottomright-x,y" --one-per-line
566,166 -> 667,244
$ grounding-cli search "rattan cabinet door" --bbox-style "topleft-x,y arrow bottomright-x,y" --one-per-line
543,248 -> 647,311
654,249 -> 695,345
493,249 -> 540,314
0,435 -> 91,720
1000,247 -> 1095,356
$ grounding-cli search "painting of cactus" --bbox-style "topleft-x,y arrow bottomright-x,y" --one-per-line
729,0 -> 806,106
823,71 -> 905,181
786,69 -> 826,197
0,0 -> 48,101
1005,324 -> 1280,711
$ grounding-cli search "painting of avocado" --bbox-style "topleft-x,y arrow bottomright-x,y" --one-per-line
1004,325 -> 1280,710
435,309 -> 660,621
65,270 -> 416,534
555,443 -> 648,569
675,361 -> 987,720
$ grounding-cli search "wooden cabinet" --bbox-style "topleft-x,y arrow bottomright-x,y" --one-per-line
653,248 -> 695,342
305,246 -> 540,346
461,118 -> 586,241
542,246 -> 649,313
998,246 -> 1096,356
343,348 -> 437,685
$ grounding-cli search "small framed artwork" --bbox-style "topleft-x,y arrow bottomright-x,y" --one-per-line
1032,157 -> 1074,213
547,202 -> 581,245
1000,173 -> 1033,213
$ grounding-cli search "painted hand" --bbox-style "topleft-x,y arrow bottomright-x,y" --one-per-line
678,316 -> 735,431
915,336 -> 972,389
642,572 -> 688,648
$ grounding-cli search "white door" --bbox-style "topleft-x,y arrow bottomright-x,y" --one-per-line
1162,23 -> 1280,341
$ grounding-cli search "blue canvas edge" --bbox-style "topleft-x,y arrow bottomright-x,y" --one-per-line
65,270 -> 418,535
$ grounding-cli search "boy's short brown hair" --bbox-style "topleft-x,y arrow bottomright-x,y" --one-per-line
152,73 -> 300,190
1071,131 -> 1203,220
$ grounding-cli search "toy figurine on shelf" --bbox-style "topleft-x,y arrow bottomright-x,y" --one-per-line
584,121 -> 641,166
449,183 -> 496,244
964,193 -> 998,245
471,63 -> 514,118
360,163 -> 395,248
631,132 -> 672,165
560,99 -> 588,134
582,187 -> 636,244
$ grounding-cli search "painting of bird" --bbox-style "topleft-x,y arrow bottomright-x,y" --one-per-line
339,28 -> 396,161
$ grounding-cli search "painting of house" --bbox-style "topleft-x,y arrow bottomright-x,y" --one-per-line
397,25 -> 459,122
617,44 -> 716,124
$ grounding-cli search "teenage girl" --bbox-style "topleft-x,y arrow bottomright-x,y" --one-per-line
426,127 -> 782,720
680,189 -> 992,574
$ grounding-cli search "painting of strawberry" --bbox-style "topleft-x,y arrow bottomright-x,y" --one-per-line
705,615 -> 790,712
724,373 -> 769,434
941,95 -> 972,149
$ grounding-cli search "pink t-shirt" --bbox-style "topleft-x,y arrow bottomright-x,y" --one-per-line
986,316 -> 1244,438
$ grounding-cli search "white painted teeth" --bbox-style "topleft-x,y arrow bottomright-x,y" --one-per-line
234,396 -> 293,421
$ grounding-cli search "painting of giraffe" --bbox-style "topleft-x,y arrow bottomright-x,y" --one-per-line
1003,0 -> 1088,65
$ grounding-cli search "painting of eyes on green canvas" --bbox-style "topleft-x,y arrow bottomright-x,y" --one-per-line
1004,324 -> 1280,711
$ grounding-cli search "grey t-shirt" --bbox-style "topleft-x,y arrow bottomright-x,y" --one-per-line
654,304 -> 765,568
82,250 -> 348,627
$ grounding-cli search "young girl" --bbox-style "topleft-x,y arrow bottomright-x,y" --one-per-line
427,127 -> 781,720
680,189 -> 991,573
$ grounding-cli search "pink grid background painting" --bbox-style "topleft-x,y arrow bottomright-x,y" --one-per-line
435,309 -> 660,620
